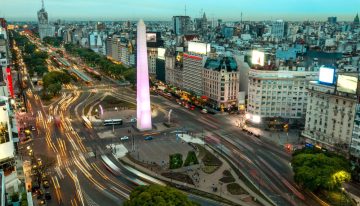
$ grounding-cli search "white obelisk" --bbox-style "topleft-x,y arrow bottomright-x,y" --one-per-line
136,20 -> 152,131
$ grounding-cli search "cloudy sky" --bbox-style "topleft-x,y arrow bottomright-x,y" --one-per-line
1,0 -> 359,21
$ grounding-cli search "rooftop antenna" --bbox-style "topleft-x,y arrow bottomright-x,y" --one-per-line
185,4 -> 187,16
41,0 -> 45,9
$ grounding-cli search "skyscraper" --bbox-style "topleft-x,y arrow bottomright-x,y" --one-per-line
37,0 -> 55,40
136,20 -> 152,131
173,16 -> 191,36
271,20 -> 285,38
327,16 -> 337,24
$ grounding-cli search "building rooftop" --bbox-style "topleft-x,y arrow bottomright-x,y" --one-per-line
204,56 -> 238,72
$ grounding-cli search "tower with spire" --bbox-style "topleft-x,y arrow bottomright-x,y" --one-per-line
37,0 -> 54,40
354,13 -> 360,26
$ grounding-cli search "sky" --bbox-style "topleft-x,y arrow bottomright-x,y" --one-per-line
1,0 -> 359,22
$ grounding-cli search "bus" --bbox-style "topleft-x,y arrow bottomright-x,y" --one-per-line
103,119 -> 123,126
82,115 -> 92,128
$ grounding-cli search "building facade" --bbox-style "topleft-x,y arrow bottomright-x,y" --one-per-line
271,20 -> 285,39
203,57 -> 239,108
165,50 -> 183,88
173,16 -> 191,36
302,81 -> 357,154
351,104 -> 360,159
37,1 -> 55,40
247,68 -> 318,123
183,53 -> 206,95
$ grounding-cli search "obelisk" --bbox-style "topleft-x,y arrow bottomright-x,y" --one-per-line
136,19 -> 152,131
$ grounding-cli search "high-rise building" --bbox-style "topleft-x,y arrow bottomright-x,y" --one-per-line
37,0 -> 55,40
165,49 -> 183,88
327,16 -> 337,24
183,42 -> 210,95
173,16 -> 191,36
271,20 -> 285,38
136,20 -> 152,131
222,27 -> 234,39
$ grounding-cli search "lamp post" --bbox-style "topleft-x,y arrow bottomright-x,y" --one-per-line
113,107 -> 118,133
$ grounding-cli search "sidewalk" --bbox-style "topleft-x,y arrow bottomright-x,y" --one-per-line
244,125 -> 302,149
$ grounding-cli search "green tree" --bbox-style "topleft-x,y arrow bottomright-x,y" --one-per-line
124,185 -> 199,206
43,36 -> 63,47
291,149 -> 351,191
33,65 -> 48,76
47,83 -> 62,96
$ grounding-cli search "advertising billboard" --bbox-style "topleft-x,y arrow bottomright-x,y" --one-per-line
318,66 -> 335,85
337,75 -> 358,94
146,33 -> 157,42
251,50 -> 265,66
5,67 -> 14,98
157,48 -> 166,60
188,42 -> 210,55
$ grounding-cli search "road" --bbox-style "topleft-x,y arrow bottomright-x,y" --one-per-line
16,32 -> 222,206
16,30 -> 342,206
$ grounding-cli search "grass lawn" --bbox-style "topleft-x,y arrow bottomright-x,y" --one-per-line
219,176 -> 235,183
227,183 -> 247,195
199,146 -> 222,174
202,165 -> 221,174
162,172 -> 194,185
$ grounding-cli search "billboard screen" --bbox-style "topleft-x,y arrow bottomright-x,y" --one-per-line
337,75 -> 358,94
158,48 -> 166,60
5,67 -> 14,98
318,66 -> 335,85
251,50 -> 265,66
188,42 -> 210,55
146,33 -> 157,42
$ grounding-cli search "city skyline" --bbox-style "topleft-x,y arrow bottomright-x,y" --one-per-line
1,0 -> 359,21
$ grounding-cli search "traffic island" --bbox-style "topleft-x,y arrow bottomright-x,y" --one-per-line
121,133 -> 264,206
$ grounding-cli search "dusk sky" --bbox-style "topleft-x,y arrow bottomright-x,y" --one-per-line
1,0 -> 359,21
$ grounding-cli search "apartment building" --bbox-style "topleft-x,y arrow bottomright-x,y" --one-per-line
203,56 -> 239,109
302,80 -> 357,154
247,68 -> 318,123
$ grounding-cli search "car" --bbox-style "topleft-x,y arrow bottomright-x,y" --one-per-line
144,136 -> 153,141
30,125 -> 36,131
201,109 -> 208,114
120,136 -> 129,141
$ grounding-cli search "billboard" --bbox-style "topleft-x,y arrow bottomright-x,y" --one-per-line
337,75 -> 358,94
5,67 -> 14,98
158,48 -> 166,60
188,42 -> 210,55
146,33 -> 157,42
251,50 -> 265,66
318,66 -> 335,85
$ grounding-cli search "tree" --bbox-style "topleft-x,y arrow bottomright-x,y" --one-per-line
47,83 -> 62,96
291,149 -> 351,191
33,65 -> 48,76
124,185 -> 199,206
